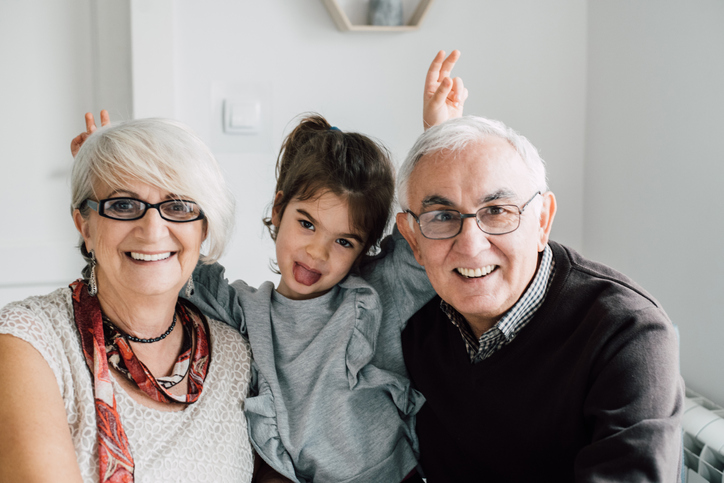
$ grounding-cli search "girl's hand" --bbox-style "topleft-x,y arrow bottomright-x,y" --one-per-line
70,109 -> 110,157
423,50 -> 468,130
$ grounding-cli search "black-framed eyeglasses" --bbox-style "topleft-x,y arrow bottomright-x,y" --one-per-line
83,197 -> 205,223
406,191 -> 541,239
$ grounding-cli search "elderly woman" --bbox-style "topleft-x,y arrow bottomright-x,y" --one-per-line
0,119 -> 255,482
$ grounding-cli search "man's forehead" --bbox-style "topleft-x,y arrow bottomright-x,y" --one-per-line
410,141 -> 528,208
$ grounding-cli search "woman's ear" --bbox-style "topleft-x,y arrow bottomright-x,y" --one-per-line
73,209 -> 93,251
271,191 -> 284,227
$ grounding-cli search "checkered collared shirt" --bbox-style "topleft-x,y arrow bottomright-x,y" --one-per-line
441,244 -> 555,364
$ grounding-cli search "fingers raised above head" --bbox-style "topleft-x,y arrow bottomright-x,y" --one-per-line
438,49 -> 461,81
451,76 -> 468,105
100,109 -> 110,127
84,112 -> 96,133
425,50 -> 447,93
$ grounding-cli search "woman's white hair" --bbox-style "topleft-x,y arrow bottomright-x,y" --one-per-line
397,115 -> 548,210
71,118 -> 234,264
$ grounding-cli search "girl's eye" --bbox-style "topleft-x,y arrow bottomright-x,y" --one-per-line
336,238 -> 354,249
299,220 -> 314,230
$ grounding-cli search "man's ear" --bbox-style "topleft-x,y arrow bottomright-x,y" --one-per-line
73,209 -> 93,251
537,191 -> 557,251
271,191 -> 284,227
396,212 -> 425,267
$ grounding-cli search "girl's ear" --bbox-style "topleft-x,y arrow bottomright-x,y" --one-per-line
271,191 -> 284,227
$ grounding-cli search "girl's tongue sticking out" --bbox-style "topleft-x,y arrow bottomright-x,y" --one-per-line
293,262 -> 322,286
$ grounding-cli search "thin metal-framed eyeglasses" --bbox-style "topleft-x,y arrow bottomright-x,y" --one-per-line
83,197 -> 205,223
406,191 -> 541,239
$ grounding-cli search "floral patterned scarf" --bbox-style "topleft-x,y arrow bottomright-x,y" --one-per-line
70,279 -> 211,482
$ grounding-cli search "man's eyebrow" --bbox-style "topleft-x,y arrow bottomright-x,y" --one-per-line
297,208 -> 364,243
421,189 -> 518,209
480,189 -> 517,204
421,195 -> 455,208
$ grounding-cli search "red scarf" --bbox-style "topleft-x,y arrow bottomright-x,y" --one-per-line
70,280 -> 211,482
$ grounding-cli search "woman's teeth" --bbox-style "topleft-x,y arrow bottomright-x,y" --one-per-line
457,265 -> 496,278
130,252 -> 172,261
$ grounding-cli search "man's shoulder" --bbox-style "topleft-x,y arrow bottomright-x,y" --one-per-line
549,240 -> 667,316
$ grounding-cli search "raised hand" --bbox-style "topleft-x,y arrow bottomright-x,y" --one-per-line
423,50 -> 468,130
70,110 -> 110,157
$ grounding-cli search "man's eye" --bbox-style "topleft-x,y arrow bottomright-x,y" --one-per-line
431,211 -> 456,222
299,220 -> 314,230
484,206 -> 507,216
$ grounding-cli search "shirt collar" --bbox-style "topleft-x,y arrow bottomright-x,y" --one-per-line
440,244 -> 555,356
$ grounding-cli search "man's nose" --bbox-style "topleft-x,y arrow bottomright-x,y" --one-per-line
453,217 -> 491,254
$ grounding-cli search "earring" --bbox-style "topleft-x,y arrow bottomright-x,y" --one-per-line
185,276 -> 195,297
88,250 -> 98,297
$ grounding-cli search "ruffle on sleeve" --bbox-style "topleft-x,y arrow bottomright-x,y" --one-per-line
342,277 -> 426,419
244,368 -> 302,483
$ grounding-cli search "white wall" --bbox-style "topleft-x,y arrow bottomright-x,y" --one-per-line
0,0 -> 132,308
5,0 -> 720,406
172,0 -> 588,289
585,1 -> 724,403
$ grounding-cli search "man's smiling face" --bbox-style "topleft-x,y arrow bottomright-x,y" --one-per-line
397,136 -> 555,334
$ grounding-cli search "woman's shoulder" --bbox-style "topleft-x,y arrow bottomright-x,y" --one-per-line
0,287 -> 74,339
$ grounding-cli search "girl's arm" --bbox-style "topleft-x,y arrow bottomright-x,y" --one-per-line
0,334 -> 83,483
422,49 -> 468,130
184,261 -> 249,335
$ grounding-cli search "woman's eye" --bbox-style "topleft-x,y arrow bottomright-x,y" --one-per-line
299,220 -> 314,230
109,200 -> 136,212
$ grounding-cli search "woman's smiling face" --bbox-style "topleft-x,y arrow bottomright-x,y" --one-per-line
73,179 -> 206,302
272,191 -> 367,301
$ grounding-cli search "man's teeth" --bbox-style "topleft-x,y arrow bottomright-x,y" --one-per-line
457,266 -> 496,278
130,252 -> 172,261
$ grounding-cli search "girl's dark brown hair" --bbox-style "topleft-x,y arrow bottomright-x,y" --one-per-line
263,114 -> 395,264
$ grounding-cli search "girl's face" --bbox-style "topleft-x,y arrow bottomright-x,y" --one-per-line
272,191 -> 367,300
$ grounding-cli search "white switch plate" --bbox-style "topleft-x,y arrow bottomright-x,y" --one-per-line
211,81 -> 272,153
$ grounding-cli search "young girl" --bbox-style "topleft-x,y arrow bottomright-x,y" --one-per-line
72,50 -> 467,483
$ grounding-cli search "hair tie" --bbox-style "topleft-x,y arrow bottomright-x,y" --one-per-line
329,126 -> 341,132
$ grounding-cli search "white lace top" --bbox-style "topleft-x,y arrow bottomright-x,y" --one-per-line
0,287 -> 255,483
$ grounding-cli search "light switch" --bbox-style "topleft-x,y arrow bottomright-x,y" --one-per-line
224,100 -> 261,134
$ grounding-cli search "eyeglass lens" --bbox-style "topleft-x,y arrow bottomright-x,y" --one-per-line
102,198 -> 202,222
418,205 -> 521,238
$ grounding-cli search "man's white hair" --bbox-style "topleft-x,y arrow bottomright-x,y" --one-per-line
397,116 -> 548,211
71,118 -> 235,265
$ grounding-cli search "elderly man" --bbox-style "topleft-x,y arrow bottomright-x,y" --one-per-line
396,116 -> 683,482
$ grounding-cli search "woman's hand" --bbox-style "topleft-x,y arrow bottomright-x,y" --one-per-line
70,109 -> 110,157
423,50 -> 468,130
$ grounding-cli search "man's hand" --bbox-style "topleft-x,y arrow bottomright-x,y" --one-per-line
423,50 -> 468,130
70,109 -> 110,157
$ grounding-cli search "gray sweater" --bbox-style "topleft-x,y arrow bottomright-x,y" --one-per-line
187,230 -> 435,482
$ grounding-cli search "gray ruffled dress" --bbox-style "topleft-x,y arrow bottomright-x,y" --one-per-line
187,230 -> 435,483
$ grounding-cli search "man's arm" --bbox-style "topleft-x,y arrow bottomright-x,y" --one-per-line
575,306 -> 684,482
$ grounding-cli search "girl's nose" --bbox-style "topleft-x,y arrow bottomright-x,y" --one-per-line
306,240 -> 329,262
